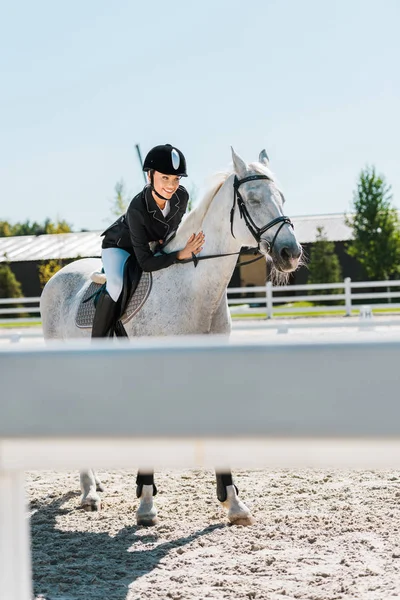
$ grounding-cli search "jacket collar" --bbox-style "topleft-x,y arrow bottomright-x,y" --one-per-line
144,186 -> 170,232
166,192 -> 181,222
144,185 -> 181,225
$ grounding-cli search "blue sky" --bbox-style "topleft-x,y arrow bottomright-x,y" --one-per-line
1,0 -> 399,231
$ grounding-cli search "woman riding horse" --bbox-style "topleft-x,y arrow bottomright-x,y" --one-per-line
92,143 -> 205,337
41,147 -> 301,525
91,143 -> 207,523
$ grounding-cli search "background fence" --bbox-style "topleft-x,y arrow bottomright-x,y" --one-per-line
2,279 -> 400,324
228,278 -> 400,318
0,296 -> 40,324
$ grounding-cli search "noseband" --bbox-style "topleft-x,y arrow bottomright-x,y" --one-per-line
231,175 -> 293,253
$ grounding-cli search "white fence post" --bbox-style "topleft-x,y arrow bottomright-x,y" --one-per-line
344,277 -> 352,316
266,281 -> 273,319
0,470 -> 32,600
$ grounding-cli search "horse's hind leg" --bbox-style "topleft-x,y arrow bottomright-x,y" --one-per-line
216,471 -> 254,525
80,469 -> 102,511
136,470 -> 158,526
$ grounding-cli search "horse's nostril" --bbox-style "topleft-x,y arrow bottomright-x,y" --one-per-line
280,247 -> 291,260
280,246 -> 301,261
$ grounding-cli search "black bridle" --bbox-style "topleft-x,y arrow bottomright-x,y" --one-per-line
231,174 -> 293,253
163,173 -> 294,267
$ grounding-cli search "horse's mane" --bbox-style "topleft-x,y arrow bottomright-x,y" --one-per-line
176,161 -> 277,239
177,172 -> 229,237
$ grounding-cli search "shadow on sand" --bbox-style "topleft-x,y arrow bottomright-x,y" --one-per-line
31,492 -> 225,600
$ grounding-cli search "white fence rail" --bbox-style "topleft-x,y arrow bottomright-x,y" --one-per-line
1,279 -> 400,325
228,278 -> 400,318
3,335 -> 400,598
0,296 -> 40,324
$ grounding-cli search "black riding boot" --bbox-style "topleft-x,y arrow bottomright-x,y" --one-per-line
91,290 -> 118,338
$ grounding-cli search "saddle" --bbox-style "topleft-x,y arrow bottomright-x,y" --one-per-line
76,255 -> 152,333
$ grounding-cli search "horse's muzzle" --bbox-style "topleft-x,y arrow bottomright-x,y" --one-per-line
268,242 -> 302,273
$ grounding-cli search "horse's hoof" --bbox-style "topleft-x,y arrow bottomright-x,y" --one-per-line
81,496 -> 102,512
228,513 -> 255,526
222,485 -> 254,526
96,483 -> 105,492
136,513 -> 158,527
136,504 -> 158,526
136,484 -> 157,526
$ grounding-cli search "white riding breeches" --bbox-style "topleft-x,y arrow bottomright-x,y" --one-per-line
101,247 -> 131,302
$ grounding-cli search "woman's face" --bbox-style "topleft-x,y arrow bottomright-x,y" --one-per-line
150,171 -> 181,200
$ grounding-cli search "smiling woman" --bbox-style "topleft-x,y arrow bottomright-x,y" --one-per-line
91,144 -> 205,338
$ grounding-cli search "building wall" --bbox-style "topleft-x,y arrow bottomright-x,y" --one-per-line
239,256 -> 267,287
10,262 -> 42,297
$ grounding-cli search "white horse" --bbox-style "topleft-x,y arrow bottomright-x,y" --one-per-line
40,148 -> 302,525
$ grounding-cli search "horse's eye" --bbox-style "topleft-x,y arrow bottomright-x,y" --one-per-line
247,193 -> 260,204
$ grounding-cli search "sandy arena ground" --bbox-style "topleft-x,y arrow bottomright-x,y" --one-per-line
28,468 -> 400,600
4,317 -> 400,599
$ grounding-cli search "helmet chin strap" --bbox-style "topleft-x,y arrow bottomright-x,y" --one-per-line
151,185 -> 170,202
149,171 -> 170,202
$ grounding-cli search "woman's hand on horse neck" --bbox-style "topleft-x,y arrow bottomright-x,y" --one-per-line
177,232 -> 205,260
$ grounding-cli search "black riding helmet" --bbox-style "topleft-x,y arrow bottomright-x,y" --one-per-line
143,144 -> 188,177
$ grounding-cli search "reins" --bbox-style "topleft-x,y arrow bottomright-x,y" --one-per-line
177,247 -> 265,269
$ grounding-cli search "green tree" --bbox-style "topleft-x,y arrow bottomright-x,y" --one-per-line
0,218 -> 73,237
0,221 -> 13,236
42,219 -> 72,234
37,260 -> 62,289
0,263 -> 23,298
0,261 -> 26,319
346,166 -> 400,280
308,226 -> 342,291
10,220 -> 42,235
37,257 -> 78,289
110,179 -> 129,217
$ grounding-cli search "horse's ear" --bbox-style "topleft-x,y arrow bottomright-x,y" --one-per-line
259,149 -> 270,166
231,147 -> 248,178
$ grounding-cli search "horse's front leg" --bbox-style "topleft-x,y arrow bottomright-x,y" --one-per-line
80,469 -> 102,511
216,471 -> 254,525
136,471 -> 158,526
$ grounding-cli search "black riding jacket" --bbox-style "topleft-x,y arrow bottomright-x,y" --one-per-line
101,185 -> 189,272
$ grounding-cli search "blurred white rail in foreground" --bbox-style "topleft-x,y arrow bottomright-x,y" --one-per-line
2,333 -> 400,599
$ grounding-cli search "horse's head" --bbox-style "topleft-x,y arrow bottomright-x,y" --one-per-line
231,148 -> 302,273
